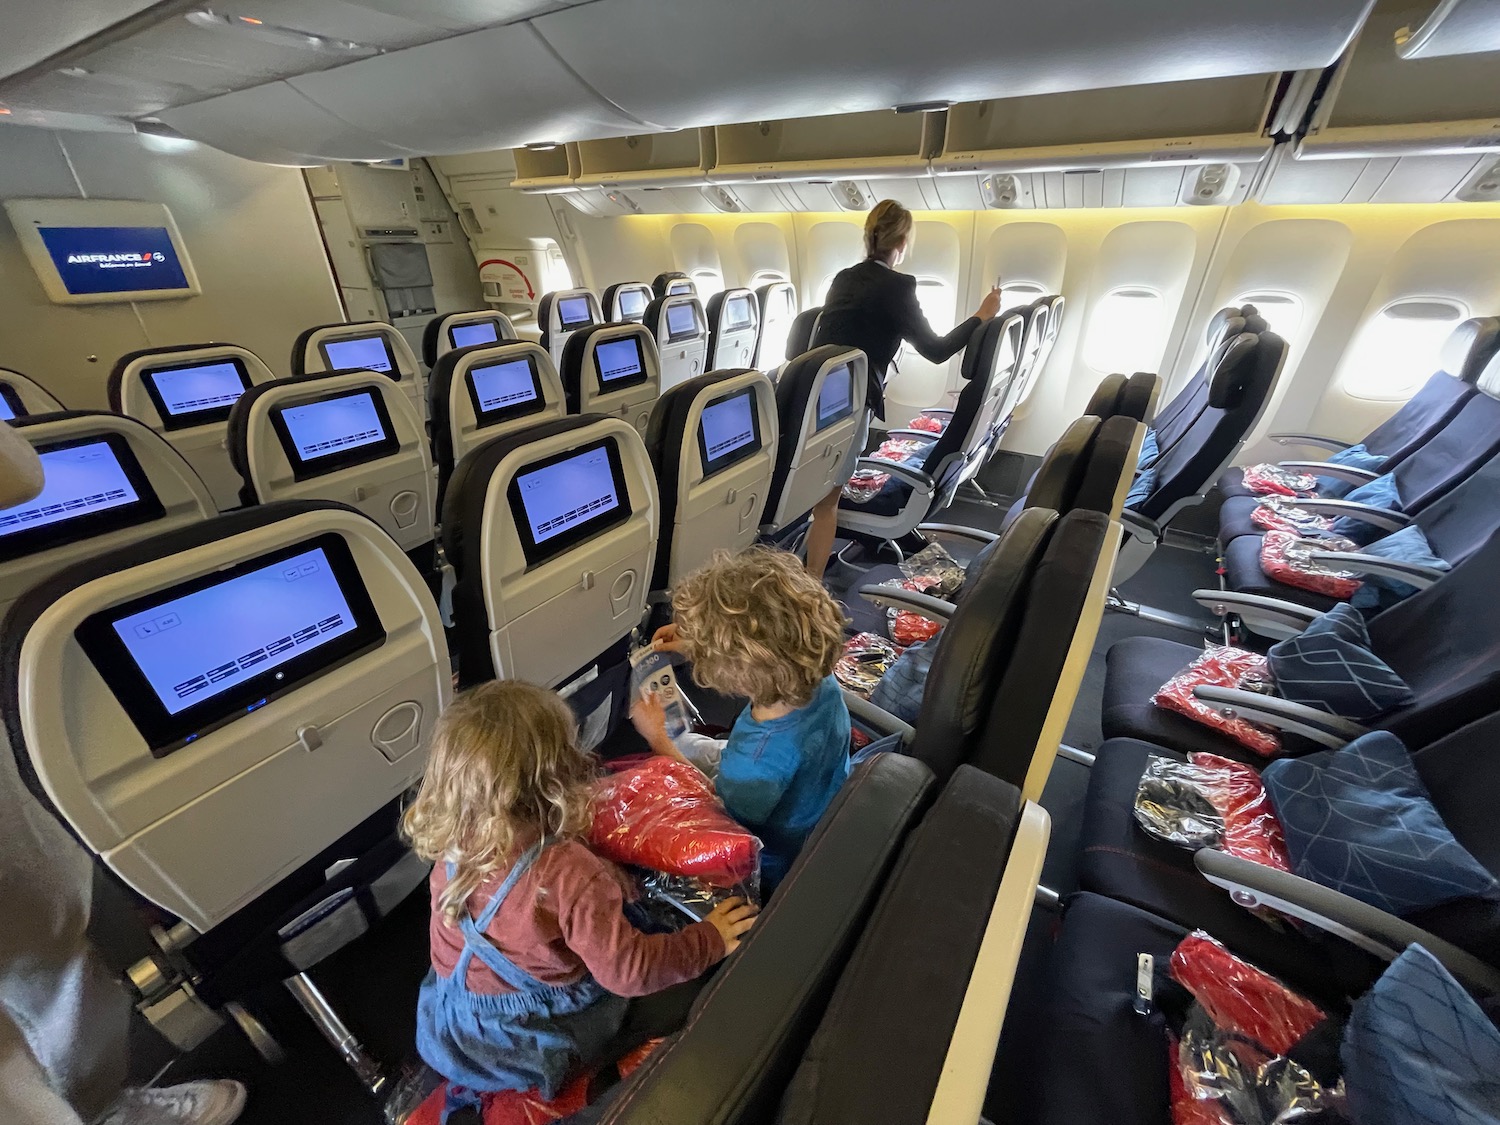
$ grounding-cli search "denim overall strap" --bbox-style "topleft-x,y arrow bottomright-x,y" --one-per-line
451,838 -> 555,994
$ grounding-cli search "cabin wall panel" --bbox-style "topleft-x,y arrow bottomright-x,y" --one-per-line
0,124 -> 342,409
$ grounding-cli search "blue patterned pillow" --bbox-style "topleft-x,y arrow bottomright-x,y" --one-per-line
1317,442 -> 1387,499
1124,466 -> 1156,510
1267,603 -> 1413,720
869,639 -> 934,725
1262,731 -> 1500,916
1343,945 -> 1500,1125
1331,472 -> 1405,545
1136,427 -> 1159,470
1349,525 -> 1451,612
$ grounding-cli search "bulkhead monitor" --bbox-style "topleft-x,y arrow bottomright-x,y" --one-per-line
593,337 -> 650,395
697,387 -> 762,478
617,288 -> 649,320
0,433 -> 165,563
142,357 -> 253,431
466,355 -> 544,426
318,333 -> 401,380
723,294 -> 755,332
76,533 -> 385,756
449,318 -> 503,350
0,384 -> 26,421
557,296 -> 595,331
665,301 -> 701,343
816,363 -> 855,431
269,388 -> 401,481
507,439 -> 631,567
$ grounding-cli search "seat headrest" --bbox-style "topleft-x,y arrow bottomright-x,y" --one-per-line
1441,316 -> 1500,384
1205,332 -> 1263,409
1073,414 -> 1143,515
1026,416 -> 1101,512
1083,374 -> 1127,418
1205,307 -> 1247,350
960,310 -> 1022,384
786,308 -> 823,361
1120,372 -> 1162,424
1476,346 -> 1500,398
651,271 -> 693,298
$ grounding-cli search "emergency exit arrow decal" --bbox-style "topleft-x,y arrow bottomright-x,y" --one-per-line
478,258 -> 535,300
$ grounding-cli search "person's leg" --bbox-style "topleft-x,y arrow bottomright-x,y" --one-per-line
0,1008 -> 84,1125
803,485 -> 843,582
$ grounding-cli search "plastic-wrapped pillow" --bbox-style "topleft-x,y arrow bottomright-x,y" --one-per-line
1330,472 -> 1404,545
1348,525 -> 1450,612
1343,945 -> 1500,1125
869,639 -> 935,725
1266,603 -> 1413,720
1124,466 -> 1156,510
1262,731 -> 1499,916
1316,442 -> 1386,499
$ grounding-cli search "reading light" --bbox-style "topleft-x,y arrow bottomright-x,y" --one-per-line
525,142 -> 561,151
0,107 -> 11,116
184,9 -> 383,56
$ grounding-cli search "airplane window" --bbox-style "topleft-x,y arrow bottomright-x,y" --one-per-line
914,277 -> 956,332
541,244 -> 574,294
1084,287 -> 1169,374
1339,299 -> 1468,402
1000,282 -> 1046,310
690,268 -> 724,299
1234,292 -> 1303,343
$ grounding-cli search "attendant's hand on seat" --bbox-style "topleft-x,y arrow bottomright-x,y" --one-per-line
706,896 -> 759,955
975,286 -> 1003,321
651,622 -> 687,655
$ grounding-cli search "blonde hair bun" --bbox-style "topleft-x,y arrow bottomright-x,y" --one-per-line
865,199 -> 913,260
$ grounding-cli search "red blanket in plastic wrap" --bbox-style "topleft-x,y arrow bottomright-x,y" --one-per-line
1152,646 -> 1282,758
1250,498 -> 1334,536
589,759 -> 760,888
1132,753 -> 1290,871
1171,933 -> 1326,1055
906,413 -> 945,434
841,436 -> 934,503
1260,529 -> 1362,599
409,1040 -> 661,1125
1240,464 -> 1319,498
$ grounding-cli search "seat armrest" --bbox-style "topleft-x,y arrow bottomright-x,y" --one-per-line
1285,498 -> 1412,531
1120,509 -> 1161,543
1190,686 -> 1367,748
1305,552 -> 1445,588
842,689 -> 913,744
884,428 -> 941,441
920,408 -> 955,419
1276,460 -> 1379,485
1195,851 -> 1500,997
855,457 -> 935,493
1268,433 -> 1350,453
1190,589 -> 1324,631
858,584 -> 955,624
917,522 -> 999,548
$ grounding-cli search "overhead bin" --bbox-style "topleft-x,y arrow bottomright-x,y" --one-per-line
932,76 -> 1278,176
574,129 -> 714,188
1393,0 -> 1500,59
1296,0 -> 1500,159
709,111 -> 938,184
511,145 -> 579,193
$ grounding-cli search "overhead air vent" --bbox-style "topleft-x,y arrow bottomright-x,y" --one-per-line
1182,162 -> 1241,204
183,10 -> 384,58
1457,156 -> 1500,201
702,185 -> 743,212
835,181 -> 869,210
982,174 -> 1022,207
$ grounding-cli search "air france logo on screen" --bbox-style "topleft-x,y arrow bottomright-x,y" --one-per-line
38,225 -> 191,295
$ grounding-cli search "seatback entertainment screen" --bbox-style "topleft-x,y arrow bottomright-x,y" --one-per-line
508,439 -> 631,565
467,357 -> 544,426
617,288 -> 649,320
666,301 -> 700,342
320,334 -> 399,379
270,388 -> 400,480
557,296 -> 595,329
816,363 -> 855,431
594,337 -> 649,394
449,320 -> 501,350
698,387 -> 762,477
142,358 -> 252,430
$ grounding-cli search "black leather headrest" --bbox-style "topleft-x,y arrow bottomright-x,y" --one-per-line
1206,332 -> 1262,409
1204,307 -> 1245,351
786,308 -> 822,361
420,314 -> 445,368
1026,416 -> 1101,513
109,342 -> 231,412
1119,372 -> 1161,424
1442,316 -> 1500,384
907,506 -> 1058,784
1072,414 -> 1142,515
1083,374 -> 1127,418
959,312 -> 1015,384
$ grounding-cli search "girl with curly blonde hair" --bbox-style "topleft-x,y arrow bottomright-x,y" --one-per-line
405,680 -> 756,1119
631,547 -> 852,887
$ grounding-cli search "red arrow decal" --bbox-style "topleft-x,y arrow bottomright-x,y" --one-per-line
478,258 -> 535,300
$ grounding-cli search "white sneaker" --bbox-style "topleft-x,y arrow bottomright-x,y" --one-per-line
95,1080 -> 247,1125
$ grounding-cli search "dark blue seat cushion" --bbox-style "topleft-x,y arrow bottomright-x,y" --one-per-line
1219,531 -> 1343,612
1218,493 -> 1265,543
1267,604 -> 1414,720
1364,372 -> 1473,458
1219,464 -> 1250,498
1262,731 -> 1500,916
1343,945 -> 1500,1125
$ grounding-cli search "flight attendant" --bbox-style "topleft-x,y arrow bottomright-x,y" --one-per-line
804,199 -> 1003,579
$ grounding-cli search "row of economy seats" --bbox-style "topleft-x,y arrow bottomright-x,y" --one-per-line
1007,313 -> 1500,1122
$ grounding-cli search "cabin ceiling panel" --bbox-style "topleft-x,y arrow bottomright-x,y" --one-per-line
0,0 -> 163,82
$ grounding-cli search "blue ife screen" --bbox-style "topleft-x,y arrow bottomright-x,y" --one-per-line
516,446 -> 621,545
618,288 -> 648,319
0,396 -> 16,422
558,296 -> 594,329
450,320 -> 500,349
37,225 -> 190,296
323,335 -> 394,374
470,359 -> 537,413
666,302 -> 699,339
700,390 -> 757,464
0,440 -> 137,537
816,363 -> 854,430
111,546 -> 359,716
280,390 -> 387,463
595,338 -> 644,386
148,361 -> 247,419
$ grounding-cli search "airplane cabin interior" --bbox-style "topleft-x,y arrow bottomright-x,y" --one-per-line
4,1 -> 1500,1123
